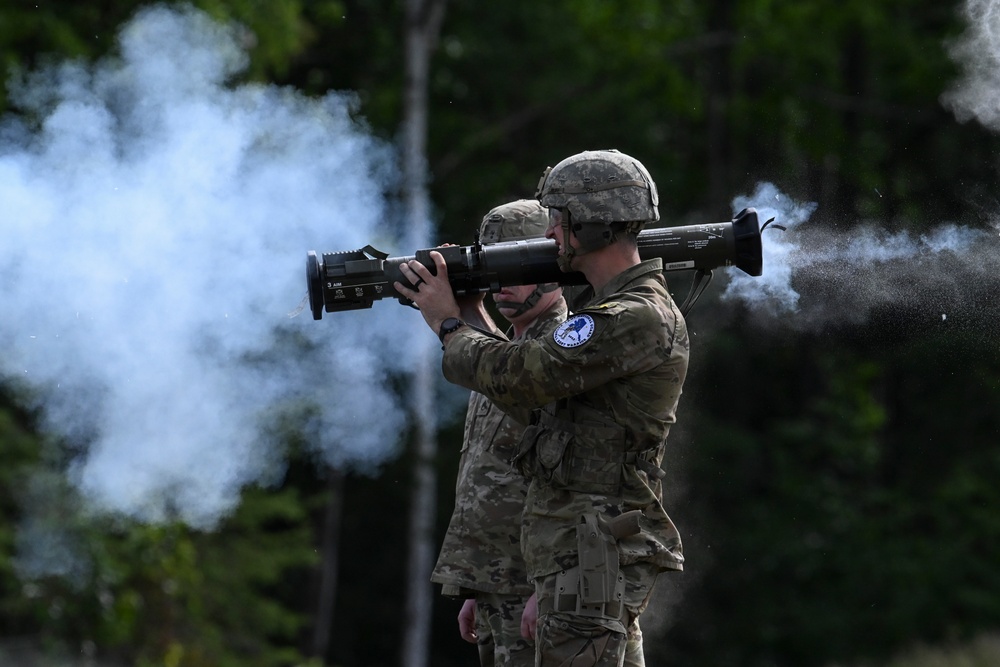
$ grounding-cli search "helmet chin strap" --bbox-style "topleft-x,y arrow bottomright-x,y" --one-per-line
557,216 -> 578,272
557,211 -> 611,272
496,283 -> 559,317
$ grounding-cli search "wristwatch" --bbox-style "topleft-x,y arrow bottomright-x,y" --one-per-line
438,317 -> 465,347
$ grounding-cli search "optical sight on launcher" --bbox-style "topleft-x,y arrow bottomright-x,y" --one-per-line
305,207 -> 766,320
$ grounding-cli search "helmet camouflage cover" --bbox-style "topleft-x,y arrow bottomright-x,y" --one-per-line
478,198 -> 549,243
534,149 -> 660,227
478,198 -> 559,316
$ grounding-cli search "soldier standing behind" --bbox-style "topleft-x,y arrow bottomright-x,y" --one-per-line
398,150 -> 689,666
431,199 -> 565,667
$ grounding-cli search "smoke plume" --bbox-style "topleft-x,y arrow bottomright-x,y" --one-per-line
719,182 -> 1000,334
941,0 -> 1000,129
0,6 -> 427,531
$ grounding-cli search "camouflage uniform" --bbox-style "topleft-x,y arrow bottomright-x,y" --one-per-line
432,300 -> 566,667
432,199 -> 568,667
442,257 -> 689,666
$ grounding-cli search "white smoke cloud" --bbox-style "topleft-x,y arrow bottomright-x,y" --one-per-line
723,181 -> 817,313
720,183 -> 1000,331
941,0 -> 1000,129
0,5 -> 428,529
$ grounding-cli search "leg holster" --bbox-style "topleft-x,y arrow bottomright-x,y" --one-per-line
552,514 -> 627,621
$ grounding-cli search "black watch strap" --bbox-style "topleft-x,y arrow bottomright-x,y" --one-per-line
438,317 -> 465,346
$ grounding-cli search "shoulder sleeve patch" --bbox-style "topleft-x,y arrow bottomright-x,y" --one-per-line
552,314 -> 596,348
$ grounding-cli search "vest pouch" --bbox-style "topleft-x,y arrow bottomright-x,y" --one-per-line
536,427 -> 573,480
557,432 -> 623,496
539,427 -> 625,495
522,414 -> 628,495
512,423 -> 574,485
512,423 -> 545,479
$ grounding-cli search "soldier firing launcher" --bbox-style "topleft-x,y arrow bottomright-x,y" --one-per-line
305,207 -> 766,320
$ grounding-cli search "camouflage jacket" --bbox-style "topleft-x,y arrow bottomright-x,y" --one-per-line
442,259 -> 689,578
431,298 -> 568,596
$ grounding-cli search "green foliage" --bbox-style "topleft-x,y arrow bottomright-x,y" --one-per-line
0,384 -> 318,665
669,324 -> 1000,666
0,1 -> 339,111
728,0 -> 976,227
419,0 -> 715,236
0,391 -> 47,634
5,486 -> 318,666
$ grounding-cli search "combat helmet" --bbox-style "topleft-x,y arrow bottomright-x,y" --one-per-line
478,199 -> 559,317
534,149 -> 659,255
478,198 -> 549,244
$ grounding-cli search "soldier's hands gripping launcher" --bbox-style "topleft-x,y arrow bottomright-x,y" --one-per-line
306,207 -> 765,320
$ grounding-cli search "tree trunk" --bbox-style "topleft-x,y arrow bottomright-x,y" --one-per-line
704,0 -> 733,220
400,2 -> 446,667
310,466 -> 344,661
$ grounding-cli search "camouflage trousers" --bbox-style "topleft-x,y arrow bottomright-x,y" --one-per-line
474,593 -> 536,667
534,562 -> 657,667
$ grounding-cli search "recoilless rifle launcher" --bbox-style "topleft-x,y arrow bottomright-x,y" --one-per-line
305,207 -> 768,320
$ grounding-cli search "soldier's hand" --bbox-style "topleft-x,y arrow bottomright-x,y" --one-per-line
520,592 -> 538,640
395,251 -> 461,335
458,598 -> 478,644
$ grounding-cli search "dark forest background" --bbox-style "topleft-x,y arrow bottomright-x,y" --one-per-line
2,1 -> 1000,666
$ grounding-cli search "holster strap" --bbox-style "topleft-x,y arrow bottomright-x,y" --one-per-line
539,566 -> 626,622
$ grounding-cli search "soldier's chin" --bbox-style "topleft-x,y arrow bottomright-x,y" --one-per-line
495,301 -> 523,313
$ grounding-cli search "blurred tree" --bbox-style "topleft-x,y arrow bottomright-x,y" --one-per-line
0,390 -> 319,666
0,0 -> 334,107
669,321 -> 1000,666
727,0 -> 998,229
399,1 -> 448,667
0,387 -> 47,647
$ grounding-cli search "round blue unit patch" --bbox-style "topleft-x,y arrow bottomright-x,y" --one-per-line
553,314 -> 595,348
